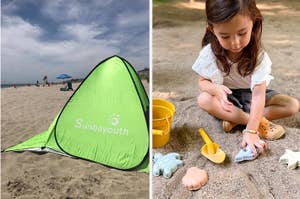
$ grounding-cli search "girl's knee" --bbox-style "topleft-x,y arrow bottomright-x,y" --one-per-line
269,94 -> 299,116
287,97 -> 299,115
197,92 -> 213,111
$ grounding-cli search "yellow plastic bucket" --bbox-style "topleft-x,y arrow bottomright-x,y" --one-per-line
153,98 -> 176,114
152,99 -> 175,148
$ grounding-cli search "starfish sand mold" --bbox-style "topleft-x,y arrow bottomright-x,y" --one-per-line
153,152 -> 184,178
279,149 -> 300,169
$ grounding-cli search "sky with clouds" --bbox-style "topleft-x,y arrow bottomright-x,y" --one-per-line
1,0 -> 149,84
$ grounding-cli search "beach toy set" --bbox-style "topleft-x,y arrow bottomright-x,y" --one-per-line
151,98 -> 299,192
198,128 -> 300,169
151,100 -> 212,189
198,128 -> 261,163
152,101 -> 299,194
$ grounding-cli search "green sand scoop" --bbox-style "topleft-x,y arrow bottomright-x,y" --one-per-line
199,128 -> 226,164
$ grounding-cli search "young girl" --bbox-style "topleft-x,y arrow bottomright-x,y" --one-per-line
192,0 -> 299,155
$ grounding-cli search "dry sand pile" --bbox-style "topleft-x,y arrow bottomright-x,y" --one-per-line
1,82 -> 149,199
153,0 -> 300,198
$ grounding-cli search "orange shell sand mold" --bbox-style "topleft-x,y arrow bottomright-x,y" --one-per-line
182,167 -> 208,191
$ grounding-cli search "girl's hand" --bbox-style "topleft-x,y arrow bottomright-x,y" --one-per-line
215,84 -> 233,112
241,132 -> 267,156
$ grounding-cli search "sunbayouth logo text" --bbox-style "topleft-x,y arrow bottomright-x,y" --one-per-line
75,118 -> 128,136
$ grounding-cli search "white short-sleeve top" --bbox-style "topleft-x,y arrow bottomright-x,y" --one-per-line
192,44 -> 274,90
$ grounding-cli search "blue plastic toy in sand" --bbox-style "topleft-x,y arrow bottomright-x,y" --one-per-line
153,152 -> 183,178
234,145 -> 260,163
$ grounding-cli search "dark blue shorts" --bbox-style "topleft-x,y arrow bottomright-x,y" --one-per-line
227,89 -> 279,113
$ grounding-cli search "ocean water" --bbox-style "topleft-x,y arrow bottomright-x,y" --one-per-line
1,84 -> 34,88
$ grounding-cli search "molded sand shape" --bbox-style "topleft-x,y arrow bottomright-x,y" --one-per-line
279,149 -> 300,169
182,167 -> 208,191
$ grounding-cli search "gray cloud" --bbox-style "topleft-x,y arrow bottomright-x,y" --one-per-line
1,0 -> 149,84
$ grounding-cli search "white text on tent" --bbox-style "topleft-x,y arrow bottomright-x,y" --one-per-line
75,118 -> 129,136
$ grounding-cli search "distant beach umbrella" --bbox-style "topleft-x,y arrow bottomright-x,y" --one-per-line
56,74 -> 72,79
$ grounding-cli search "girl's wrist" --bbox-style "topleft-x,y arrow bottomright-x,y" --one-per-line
242,129 -> 259,135
211,83 -> 219,96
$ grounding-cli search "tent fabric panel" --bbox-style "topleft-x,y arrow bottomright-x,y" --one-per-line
121,58 -> 149,113
4,130 -> 50,152
4,115 -> 61,152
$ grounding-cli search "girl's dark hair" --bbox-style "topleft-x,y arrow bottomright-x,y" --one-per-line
202,0 -> 262,76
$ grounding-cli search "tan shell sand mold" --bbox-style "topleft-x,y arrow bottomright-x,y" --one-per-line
182,167 -> 208,191
153,0 -> 300,198
1,82 -> 149,199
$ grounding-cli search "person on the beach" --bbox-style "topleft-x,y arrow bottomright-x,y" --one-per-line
192,0 -> 299,155
43,75 -> 48,87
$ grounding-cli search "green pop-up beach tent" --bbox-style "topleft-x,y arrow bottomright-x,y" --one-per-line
4,55 -> 149,172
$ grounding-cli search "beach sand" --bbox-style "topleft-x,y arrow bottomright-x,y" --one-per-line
1,82 -> 149,198
153,0 -> 300,198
